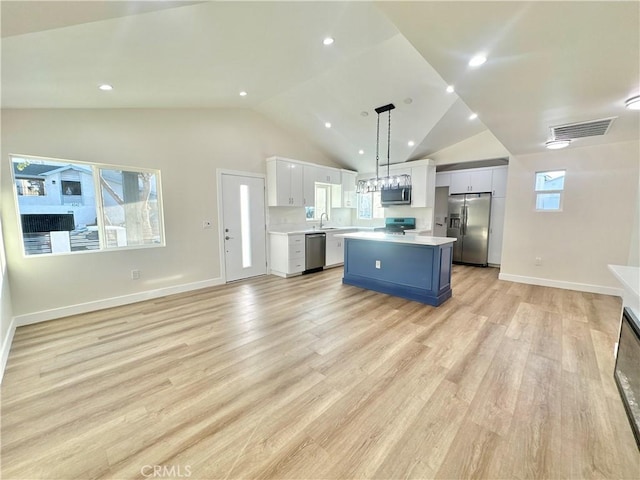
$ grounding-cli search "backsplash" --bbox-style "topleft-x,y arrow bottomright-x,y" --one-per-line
268,205 -> 433,231
268,206 -> 353,231
351,206 -> 433,230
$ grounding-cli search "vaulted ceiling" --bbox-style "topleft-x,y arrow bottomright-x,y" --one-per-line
2,1 -> 638,172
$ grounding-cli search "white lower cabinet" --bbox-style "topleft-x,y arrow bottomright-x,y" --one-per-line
325,229 -> 357,267
270,234 -> 305,277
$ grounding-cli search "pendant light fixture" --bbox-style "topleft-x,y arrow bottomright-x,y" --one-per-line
356,103 -> 411,193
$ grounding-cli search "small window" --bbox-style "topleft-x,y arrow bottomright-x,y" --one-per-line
357,191 -> 385,219
306,183 -> 331,221
15,178 -> 45,196
314,184 -> 330,220
61,180 -> 82,196
535,170 -> 565,211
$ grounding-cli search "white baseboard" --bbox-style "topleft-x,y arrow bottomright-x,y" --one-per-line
498,273 -> 623,297
13,277 -> 225,327
0,316 -> 17,384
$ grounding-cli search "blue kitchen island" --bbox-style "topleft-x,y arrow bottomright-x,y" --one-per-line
337,232 -> 456,306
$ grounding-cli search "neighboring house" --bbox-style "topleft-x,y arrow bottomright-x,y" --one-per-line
13,162 -> 97,228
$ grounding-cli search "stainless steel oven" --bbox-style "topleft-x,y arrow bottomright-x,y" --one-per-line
614,307 -> 640,449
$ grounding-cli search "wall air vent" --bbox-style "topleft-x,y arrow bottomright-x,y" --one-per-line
550,117 -> 616,140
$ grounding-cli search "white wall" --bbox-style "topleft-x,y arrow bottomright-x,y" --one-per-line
1,108 -> 338,320
500,140 -> 639,293
629,172 -> 640,266
0,212 -> 15,380
429,130 -> 511,165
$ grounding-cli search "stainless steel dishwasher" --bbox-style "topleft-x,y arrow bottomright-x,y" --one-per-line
305,232 -> 326,273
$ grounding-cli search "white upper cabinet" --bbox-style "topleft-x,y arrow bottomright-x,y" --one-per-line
435,172 -> 451,187
317,167 -> 341,185
341,170 -> 357,208
449,169 -> 493,194
385,164 -> 411,177
490,166 -> 508,198
266,158 -> 304,206
303,165 -> 318,206
267,156 -> 345,208
410,164 -> 436,208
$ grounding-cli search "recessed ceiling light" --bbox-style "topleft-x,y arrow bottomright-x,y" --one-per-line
239,91 -> 247,97
358,149 -> 364,155
404,98 -> 413,104
469,54 -> 487,67
408,141 -> 415,147
625,95 -> 640,110
323,37 -> 334,46
360,111 -> 369,117
545,139 -> 571,150
98,84 -> 113,91
325,122 -> 332,128
469,113 -> 478,120
446,85 -> 455,93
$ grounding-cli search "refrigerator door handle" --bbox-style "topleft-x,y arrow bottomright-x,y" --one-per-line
461,205 -> 467,236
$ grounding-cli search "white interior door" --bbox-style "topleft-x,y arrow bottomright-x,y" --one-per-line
221,173 -> 267,282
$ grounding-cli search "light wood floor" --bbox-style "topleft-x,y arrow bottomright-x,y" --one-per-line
2,266 -> 639,479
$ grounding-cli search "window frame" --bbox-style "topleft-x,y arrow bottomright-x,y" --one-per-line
305,183 -> 332,222
10,154 -> 166,257
534,169 -> 565,212
357,191 -> 385,220
61,180 -> 82,197
15,178 -> 46,196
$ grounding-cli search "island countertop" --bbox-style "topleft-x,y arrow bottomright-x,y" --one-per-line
336,231 -> 456,246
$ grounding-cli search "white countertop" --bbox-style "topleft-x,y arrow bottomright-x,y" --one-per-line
336,231 -> 456,246
268,226 -> 360,236
608,264 -> 640,319
608,265 -> 640,298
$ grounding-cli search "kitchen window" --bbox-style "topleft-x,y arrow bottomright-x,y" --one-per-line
10,154 -> 165,256
305,183 -> 331,221
357,191 -> 384,220
535,170 -> 565,211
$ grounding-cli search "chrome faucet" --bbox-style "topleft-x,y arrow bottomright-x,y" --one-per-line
319,212 -> 329,229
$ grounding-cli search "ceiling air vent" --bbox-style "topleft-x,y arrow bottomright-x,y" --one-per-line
550,117 -> 616,140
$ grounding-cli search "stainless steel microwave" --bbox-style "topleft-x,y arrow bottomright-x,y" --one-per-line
380,187 -> 411,206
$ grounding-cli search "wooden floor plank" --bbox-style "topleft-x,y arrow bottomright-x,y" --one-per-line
2,265 -> 638,480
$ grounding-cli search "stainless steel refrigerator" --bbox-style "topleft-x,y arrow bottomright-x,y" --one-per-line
447,193 -> 491,266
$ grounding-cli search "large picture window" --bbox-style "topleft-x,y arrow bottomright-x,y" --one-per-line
10,155 -> 164,256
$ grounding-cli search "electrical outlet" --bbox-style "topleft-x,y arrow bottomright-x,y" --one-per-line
131,269 -> 140,280
202,220 -> 213,229
375,260 -> 381,269
535,257 -> 542,266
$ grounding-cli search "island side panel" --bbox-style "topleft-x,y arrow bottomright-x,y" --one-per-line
342,238 -> 453,306
438,243 -> 453,295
